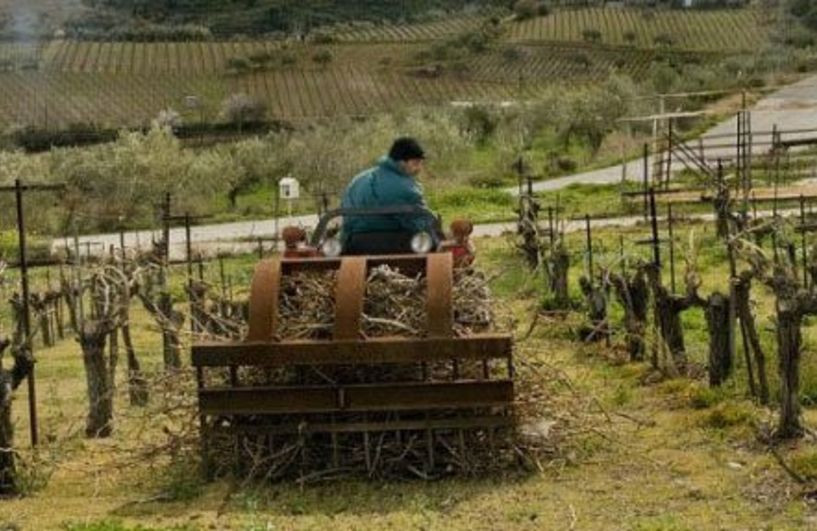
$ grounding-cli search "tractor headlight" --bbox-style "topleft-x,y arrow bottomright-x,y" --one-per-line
321,237 -> 343,257
410,232 -> 434,254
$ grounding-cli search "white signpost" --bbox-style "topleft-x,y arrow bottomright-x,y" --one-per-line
279,176 -> 300,221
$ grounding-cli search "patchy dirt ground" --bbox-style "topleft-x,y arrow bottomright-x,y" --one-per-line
2,236 -> 817,530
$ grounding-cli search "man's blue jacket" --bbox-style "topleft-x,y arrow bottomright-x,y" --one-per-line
341,156 -> 435,242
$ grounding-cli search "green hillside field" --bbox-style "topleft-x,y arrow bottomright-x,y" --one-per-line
0,6 -> 792,131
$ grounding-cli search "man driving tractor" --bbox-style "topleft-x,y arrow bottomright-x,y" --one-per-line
340,137 -> 442,255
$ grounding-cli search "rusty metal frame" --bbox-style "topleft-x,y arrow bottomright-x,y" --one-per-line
199,380 -> 514,415
426,253 -> 453,338
205,252 -> 516,458
246,259 -> 281,342
193,335 -> 512,367
333,257 -> 367,340
210,416 -> 514,436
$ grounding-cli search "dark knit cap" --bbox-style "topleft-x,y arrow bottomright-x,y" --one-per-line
388,137 -> 425,161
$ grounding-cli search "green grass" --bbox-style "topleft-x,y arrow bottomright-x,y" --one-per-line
63,521 -> 195,531
430,186 -> 516,224
6,225 -> 817,529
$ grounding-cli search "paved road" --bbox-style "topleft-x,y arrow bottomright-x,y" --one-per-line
53,76 -> 817,259
58,205 -> 807,262
506,74 -> 817,196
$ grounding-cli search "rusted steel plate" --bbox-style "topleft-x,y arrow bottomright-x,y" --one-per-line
213,416 -> 513,435
199,380 -> 514,415
246,259 -> 281,342
426,253 -> 453,338
282,255 -> 426,274
192,335 -> 513,367
201,386 -> 336,414
334,257 -> 367,340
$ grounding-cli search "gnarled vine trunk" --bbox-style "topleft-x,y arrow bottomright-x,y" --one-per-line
734,274 -> 769,404
79,321 -> 115,438
705,292 -> 732,386
610,270 -> 648,361
550,244 -> 571,309
0,339 -> 33,495
776,306 -> 803,439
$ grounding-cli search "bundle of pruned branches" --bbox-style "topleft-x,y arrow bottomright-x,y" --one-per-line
275,264 -> 495,340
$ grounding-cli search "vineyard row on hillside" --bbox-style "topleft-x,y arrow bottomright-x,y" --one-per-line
0,8 -> 768,76
506,7 -> 773,52
0,69 -> 559,129
0,38 -> 662,129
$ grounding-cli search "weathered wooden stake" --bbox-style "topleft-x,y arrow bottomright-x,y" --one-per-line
801,194 -> 808,289
0,180 -> 65,447
585,214 -> 593,286
643,144 -> 650,221
668,203 -> 676,294
649,187 -> 661,268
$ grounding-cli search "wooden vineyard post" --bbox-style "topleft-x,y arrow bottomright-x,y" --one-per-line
635,187 -> 663,370
0,180 -> 66,447
163,211 -> 211,335
547,207 -> 555,249
585,214 -> 593,287
162,192 -> 172,265
666,119 -> 673,191
725,227 -> 748,396
668,203 -> 676,294
801,195 -> 808,290
649,188 -> 661,269
643,143 -> 650,221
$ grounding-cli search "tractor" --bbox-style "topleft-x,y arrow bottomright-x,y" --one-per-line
192,206 -> 515,478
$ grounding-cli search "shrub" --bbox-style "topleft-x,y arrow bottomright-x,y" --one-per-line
582,29 -> 602,43
700,402 -> 754,429
247,50 -> 275,65
623,30 -> 637,45
312,49 -> 334,67
152,108 -> 182,130
0,230 -> 51,263
790,450 -> 817,480
280,51 -> 298,66
502,46 -> 524,63
568,52 -> 591,69
10,123 -> 117,152
653,33 -> 675,48
220,93 -> 267,125
556,156 -> 577,173
461,31 -> 492,54
226,56 -> 251,72
468,173 -> 507,188
783,25 -> 816,48
686,383 -> 723,409
308,29 -> 336,44
513,0 -> 539,20
459,105 -> 498,145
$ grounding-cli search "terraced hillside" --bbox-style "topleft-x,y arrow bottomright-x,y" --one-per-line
329,7 -> 773,52
0,36 -> 670,128
506,7 -> 773,52
0,7 -> 780,130
333,10 -> 504,43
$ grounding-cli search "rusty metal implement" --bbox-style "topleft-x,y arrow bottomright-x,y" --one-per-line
192,253 -> 515,478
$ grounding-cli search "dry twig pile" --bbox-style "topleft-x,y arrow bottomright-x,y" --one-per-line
275,265 -> 495,340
